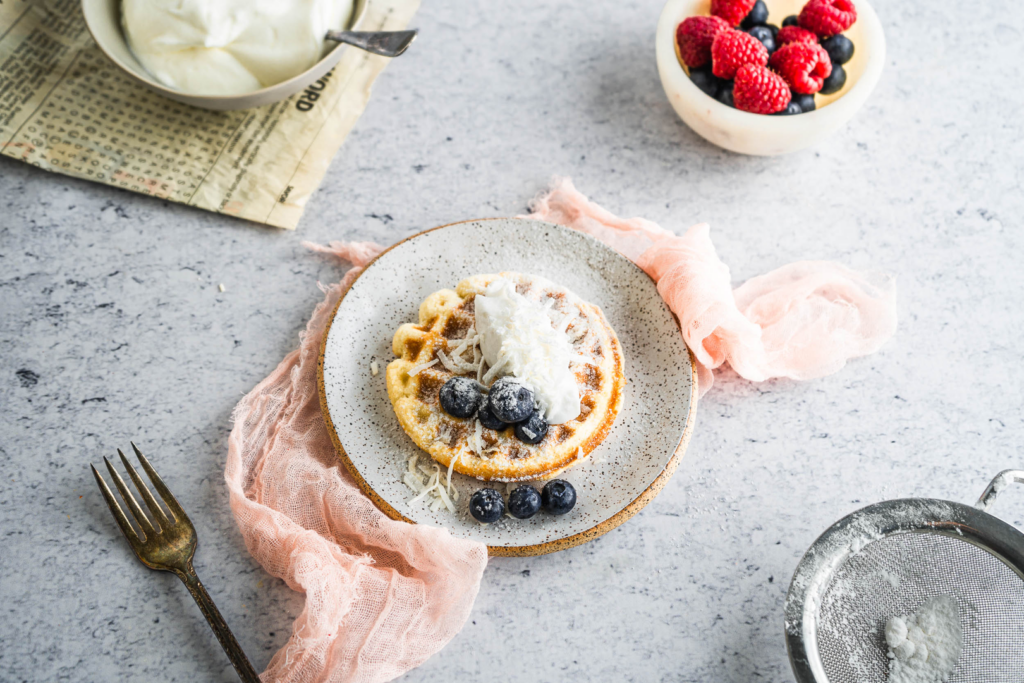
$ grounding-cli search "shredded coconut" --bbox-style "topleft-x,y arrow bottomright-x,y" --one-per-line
435,349 -> 458,373
445,449 -> 462,493
407,358 -> 438,376
403,455 -> 458,512
437,329 -> 484,375
481,355 -> 508,385
884,595 -> 962,683
471,420 -> 483,457
450,331 -> 478,363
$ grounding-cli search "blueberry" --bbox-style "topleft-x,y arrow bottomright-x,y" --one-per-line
541,480 -> 577,516
747,25 -> 776,54
740,0 -> 769,29
715,82 -> 735,108
477,402 -> 506,430
821,34 -> 854,65
439,377 -> 482,419
766,23 -> 779,39
782,14 -> 799,27
773,101 -> 802,115
514,410 -> 548,445
820,63 -> 846,95
689,65 -> 722,98
793,93 -> 816,112
507,485 -> 542,519
487,378 -> 534,423
469,488 -> 505,523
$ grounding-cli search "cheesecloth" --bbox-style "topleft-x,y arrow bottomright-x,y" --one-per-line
225,241 -> 488,683
526,178 -> 898,395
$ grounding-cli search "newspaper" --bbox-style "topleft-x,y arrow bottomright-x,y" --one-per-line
0,0 -> 419,230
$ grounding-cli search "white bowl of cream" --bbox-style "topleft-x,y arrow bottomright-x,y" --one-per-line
82,0 -> 367,110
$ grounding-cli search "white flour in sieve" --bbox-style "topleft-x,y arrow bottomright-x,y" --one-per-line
884,595 -> 962,683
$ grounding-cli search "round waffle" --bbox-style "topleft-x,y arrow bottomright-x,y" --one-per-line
386,272 -> 625,482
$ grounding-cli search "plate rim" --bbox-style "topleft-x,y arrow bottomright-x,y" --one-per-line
316,217 -> 699,557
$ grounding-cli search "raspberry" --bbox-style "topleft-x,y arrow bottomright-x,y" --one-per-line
776,25 -> 818,46
711,29 -> 768,80
769,42 -> 832,94
798,0 -> 857,37
733,64 -> 792,114
710,0 -> 756,27
676,16 -> 731,68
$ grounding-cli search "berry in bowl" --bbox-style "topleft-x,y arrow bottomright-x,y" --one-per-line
656,0 -> 884,155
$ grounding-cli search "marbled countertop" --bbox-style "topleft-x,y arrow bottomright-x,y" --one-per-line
2,0 -> 1023,681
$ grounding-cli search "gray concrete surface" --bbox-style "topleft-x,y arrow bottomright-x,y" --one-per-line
2,0 -> 1023,680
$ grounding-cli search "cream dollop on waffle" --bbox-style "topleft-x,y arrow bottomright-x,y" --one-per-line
474,276 -> 581,424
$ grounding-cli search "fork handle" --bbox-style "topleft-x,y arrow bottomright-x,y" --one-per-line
178,565 -> 262,683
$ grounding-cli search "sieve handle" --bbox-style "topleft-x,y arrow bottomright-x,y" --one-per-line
976,469 -> 1024,511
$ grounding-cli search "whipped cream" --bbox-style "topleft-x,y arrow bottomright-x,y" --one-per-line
122,0 -> 354,96
475,277 -> 581,424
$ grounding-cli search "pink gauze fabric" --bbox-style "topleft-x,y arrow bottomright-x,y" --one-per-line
225,179 -> 897,683
225,240 -> 488,683
524,178 -> 898,395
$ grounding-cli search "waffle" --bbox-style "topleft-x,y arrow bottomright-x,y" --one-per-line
386,272 -> 625,482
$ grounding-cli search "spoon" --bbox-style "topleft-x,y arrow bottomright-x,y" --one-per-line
325,29 -> 418,57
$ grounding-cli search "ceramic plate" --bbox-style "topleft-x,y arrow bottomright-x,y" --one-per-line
318,218 -> 697,555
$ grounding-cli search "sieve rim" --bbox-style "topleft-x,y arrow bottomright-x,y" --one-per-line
784,497 -> 1024,683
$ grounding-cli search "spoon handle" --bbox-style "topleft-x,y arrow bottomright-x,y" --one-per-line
325,29 -> 418,57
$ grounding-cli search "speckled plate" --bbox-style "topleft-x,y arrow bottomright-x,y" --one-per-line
318,218 -> 697,556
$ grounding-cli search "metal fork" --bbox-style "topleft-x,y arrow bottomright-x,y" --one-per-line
91,443 -> 261,683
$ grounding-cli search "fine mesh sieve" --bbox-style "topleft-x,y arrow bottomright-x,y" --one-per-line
785,470 -> 1024,683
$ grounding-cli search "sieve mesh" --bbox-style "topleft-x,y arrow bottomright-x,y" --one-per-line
815,531 -> 1024,683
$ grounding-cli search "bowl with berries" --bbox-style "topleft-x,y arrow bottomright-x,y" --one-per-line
656,0 -> 885,155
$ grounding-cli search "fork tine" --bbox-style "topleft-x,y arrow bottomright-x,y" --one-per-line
118,448 -> 170,529
103,456 -> 156,537
92,464 -> 142,545
131,442 -> 189,523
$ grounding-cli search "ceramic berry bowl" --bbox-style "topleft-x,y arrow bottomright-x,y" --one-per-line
656,0 -> 885,155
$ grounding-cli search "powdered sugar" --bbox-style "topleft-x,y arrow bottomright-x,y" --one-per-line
884,595 -> 962,683
877,569 -> 901,589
